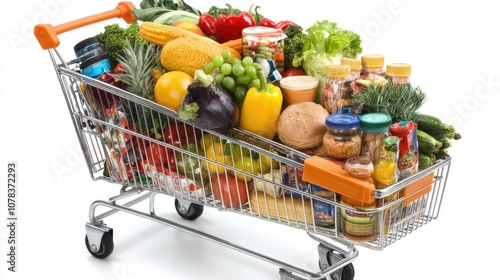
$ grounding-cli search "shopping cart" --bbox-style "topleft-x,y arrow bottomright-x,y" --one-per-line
34,2 -> 452,280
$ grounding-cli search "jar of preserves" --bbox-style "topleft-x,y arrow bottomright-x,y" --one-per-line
359,113 -> 392,165
322,113 -> 361,160
322,65 -> 351,114
386,63 -> 411,86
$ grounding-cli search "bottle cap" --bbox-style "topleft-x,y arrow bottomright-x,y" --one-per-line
386,63 -> 412,77
361,54 -> 385,68
359,113 -> 392,133
325,113 -> 360,130
341,57 -> 361,71
326,65 -> 350,78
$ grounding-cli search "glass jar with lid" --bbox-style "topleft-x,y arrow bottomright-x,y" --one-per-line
359,113 -> 392,165
386,63 -> 411,86
322,113 -> 361,160
322,65 -> 351,114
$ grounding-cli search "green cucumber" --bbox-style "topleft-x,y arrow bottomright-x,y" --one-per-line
417,129 -> 442,154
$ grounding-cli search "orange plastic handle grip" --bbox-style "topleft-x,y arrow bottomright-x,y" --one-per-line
34,1 -> 136,50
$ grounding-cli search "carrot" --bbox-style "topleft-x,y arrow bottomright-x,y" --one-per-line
222,38 -> 243,54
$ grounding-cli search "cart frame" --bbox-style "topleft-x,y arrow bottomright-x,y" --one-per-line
35,3 -> 452,280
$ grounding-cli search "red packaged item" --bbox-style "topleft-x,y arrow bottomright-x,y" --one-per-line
389,121 -> 419,180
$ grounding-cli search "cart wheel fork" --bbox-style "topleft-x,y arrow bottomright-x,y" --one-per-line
85,222 -> 113,253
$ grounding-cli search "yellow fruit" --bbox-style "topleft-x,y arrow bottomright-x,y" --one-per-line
154,71 -> 193,110
171,20 -> 205,37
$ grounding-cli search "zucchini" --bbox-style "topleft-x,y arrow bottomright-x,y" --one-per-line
417,129 -> 442,154
418,152 -> 436,170
433,149 -> 449,160
438,137 -> 452,149
415,113 -> 455,139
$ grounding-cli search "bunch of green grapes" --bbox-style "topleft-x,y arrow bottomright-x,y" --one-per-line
203,49 -> 262,104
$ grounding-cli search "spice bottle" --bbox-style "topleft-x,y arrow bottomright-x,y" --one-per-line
359,113 -> 392,165
322,113 -> 361,160
322,65 -> 351,114
372,136 -> 401,235
74,36 -> 111,78
341,195 -> 377,242
386,63 -> 411,86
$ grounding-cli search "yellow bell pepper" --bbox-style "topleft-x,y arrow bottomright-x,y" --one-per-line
239,68 -> 283,140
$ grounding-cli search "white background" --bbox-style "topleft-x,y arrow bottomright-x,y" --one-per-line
1,1 -> 499,280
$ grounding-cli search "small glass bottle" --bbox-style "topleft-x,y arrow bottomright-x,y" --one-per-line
386,63 -> 411,86
322,113 -> 361,160
359,113 -> 392,165
322,65 -> 350,114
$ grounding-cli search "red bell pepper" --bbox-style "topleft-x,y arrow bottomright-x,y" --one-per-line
259,17 -> 298,32
259,18 -> 277,29
276,20 -> 298,32
198,14 -> 218,38
215,4 -> 255,43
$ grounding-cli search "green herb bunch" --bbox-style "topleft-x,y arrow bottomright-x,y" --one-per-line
352,81 -> 427,123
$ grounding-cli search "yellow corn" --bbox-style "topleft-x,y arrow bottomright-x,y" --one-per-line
139,21 -> 195,46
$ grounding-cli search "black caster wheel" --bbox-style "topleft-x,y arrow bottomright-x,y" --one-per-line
175,199 -> 204,220
85,231 -> 114,259
340,263 -> 355,280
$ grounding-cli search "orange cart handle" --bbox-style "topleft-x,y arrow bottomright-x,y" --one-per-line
34,1 -> 136,50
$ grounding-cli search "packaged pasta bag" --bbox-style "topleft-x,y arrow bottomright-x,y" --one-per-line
389,121 -> 419,180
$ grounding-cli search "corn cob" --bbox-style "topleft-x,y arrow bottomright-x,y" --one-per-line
139,21 -> 195,46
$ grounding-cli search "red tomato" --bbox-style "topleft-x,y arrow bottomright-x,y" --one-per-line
211,174 -> 249,207
282,67 -> 306,78
144,143 -> 177,172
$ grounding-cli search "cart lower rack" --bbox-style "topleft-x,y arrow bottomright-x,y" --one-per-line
35,3 -> 452,280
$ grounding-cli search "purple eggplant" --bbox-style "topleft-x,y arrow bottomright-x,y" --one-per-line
178,70 -> 239,132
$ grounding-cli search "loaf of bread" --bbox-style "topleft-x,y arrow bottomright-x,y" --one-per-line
276,102 -> 329,150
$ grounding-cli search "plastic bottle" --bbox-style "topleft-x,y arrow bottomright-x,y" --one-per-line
372,136 -> 401,235
386,63 -> 411,86
322,65 -> 350,114
360,54 -> 385,77
340,57 -> 362,113
74,36 -> 111,78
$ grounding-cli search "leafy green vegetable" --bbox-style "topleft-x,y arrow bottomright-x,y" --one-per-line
139,0 -> 201,15
283,24 -> 306,70
207,4 -> 242,18
133,0 -> 201,24
293,20 -> 363,81
97,21 -> 145,68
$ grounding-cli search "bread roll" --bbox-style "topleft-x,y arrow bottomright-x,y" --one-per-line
277,102 -> 329,150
